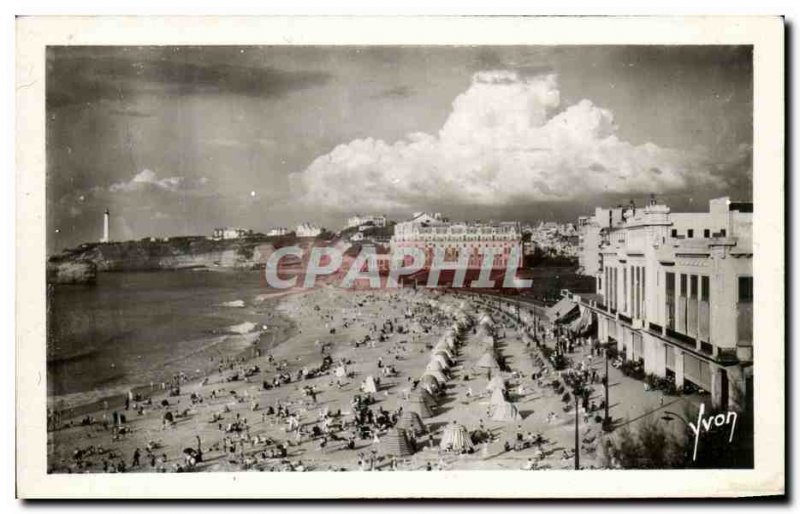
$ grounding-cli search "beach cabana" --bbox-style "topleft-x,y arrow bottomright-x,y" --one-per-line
431,353 -> 451,369
433,348 -> 454,361
426,359 -> 446,373
415,388 -> 438,409
490,401 -> 522,422
419,375 -> 441,396
406,396 -> 434,418
379,428 -> 415,457
485,375 -> 506,393
439,423 -> 474,453
423,369 -> 447,384
489,387 -> 506,407
396,410 -> 426,435
363,375 -> 378,394
475,352 -> 500,370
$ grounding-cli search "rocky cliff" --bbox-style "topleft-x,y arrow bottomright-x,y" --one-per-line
46,260 -> 98,285
46,236 -> 313,283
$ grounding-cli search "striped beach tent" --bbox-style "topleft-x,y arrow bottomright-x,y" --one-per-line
475,352 -> 500,370
414,388 -> 438,409
423,369 -> 447,384
406,396 -> 434,418
379,428 -> 415,456
485,375 -> 506,393
490,401 -> 522,422
439,422 -> 474,453
419,374 -> 441,393
430,353 -> 451,369
396,410 -> 426,435
489,387 -> 506,406
426,359 -> 446,373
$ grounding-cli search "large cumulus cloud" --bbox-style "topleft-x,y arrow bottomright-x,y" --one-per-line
289,70 -> 719,212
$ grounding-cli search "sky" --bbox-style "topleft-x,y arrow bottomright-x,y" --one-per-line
46,45 -> 752,253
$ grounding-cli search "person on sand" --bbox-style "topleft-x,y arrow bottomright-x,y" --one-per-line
132,448 -> 140,468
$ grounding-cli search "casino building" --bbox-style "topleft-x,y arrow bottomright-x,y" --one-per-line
573,197 -> 753,411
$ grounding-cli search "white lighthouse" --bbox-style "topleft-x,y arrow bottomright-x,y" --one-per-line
101,208 -> 110,243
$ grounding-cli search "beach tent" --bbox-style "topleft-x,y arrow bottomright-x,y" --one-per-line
475,352 -> 500,370
379,428 -> 415,457
439,423 -> 474,453
423,369 -> 447,384
490,387 -> 506,406
419,376 -> 441,396
363,375 -> 378,394
426,359 -> 446,373
396,410 -> 426,435
406,396 -> 434,418
434,341 -> 456,355
485,375 -> 506,393
335,365 -> 347,378
440,335 -> 456,350
414,389 -> 438,409
433,349 -> 454,362
431,353 -> 451,369
490,401 -> 522,422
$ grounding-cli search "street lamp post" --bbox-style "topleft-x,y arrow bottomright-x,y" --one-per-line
574,390 -> 580,470
604,347 -> 610,431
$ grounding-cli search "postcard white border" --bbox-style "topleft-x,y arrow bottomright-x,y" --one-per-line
16,15 -> 785,498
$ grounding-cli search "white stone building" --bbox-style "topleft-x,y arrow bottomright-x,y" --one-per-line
572,197 -> 753,410
212,227 -> 252,240
267,227 -> 289,237
296,223 -> 323,238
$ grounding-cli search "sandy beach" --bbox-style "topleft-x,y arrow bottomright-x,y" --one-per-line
47,285 -> 668,473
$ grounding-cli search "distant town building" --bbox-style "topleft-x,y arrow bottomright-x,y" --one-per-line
296,223 -> 322,238
267,227 -> 289,237
212,227 -> 252,240
522,221 -> 580,259
577,207 -> 626,275
571,196 -> 753,411
390,212 -> 522,269
345,214 -> 387,230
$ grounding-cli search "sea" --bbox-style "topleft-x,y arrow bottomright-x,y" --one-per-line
46,270 -> 290,411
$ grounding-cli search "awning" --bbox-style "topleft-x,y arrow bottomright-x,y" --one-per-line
546,297 -> 579,324
567,306 -> 595,335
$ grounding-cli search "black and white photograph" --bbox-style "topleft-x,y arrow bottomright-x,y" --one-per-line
15,15 -> 784,499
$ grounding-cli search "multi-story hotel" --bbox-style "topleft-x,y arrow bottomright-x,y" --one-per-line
390,212 -> 523,269
573,197 -> 753,411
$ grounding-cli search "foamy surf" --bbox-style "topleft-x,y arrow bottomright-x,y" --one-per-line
228,321 -> 257,334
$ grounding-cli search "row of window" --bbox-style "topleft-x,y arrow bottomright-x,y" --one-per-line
670,228 -> 727,239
